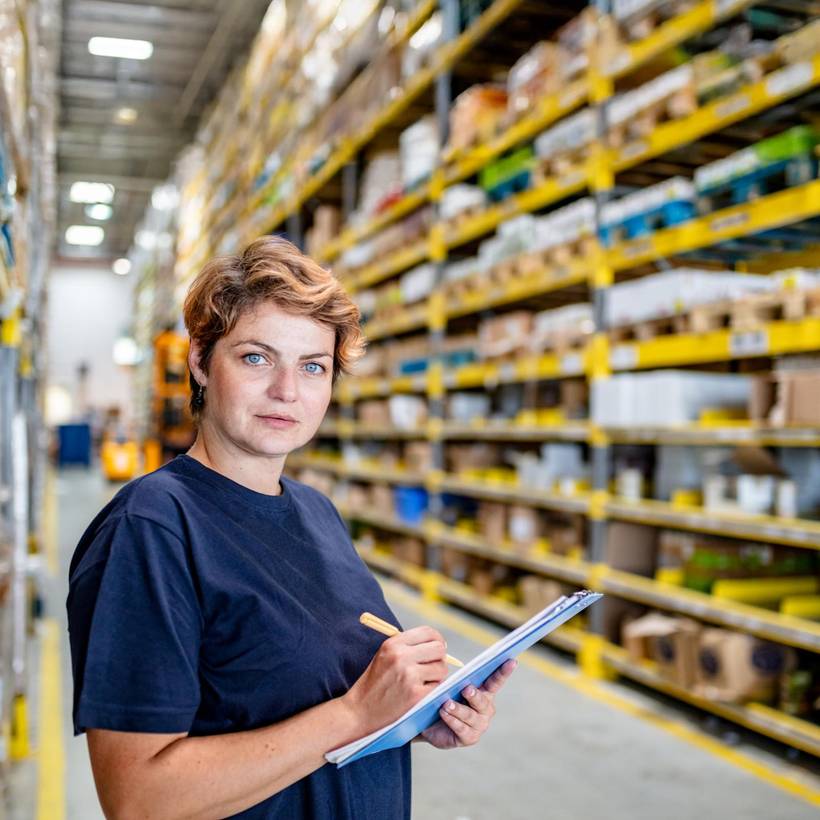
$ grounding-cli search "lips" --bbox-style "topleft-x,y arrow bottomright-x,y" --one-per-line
259,414 -> 297,422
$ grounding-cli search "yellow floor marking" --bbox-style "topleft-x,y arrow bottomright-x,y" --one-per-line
36,619 -> 66,820
380,577 -> 820,808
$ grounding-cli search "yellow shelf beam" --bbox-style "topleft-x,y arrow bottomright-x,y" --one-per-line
437,475 -> 591,514
606,497 -> 820,550
608,180 -> 820,272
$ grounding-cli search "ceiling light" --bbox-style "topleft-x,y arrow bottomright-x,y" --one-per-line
115,107 -> 138,124
65,225 -> 105,246
151,185 -> 178,211
88,37 -> 153,60
85,203 -> 112,221
69,181 -> 115,204
113,337 -> 141,367
135,229 -> 157,250
112,258 -> 131,276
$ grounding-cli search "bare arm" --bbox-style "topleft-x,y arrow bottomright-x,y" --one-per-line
88,626 -> 449,820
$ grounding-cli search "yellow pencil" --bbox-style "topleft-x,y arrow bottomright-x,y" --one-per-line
360,612 -> 464,667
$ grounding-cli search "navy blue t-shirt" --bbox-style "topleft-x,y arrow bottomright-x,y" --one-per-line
67,454 -> 411,818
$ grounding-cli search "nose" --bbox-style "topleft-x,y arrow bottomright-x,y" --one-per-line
267,364 -> 298,403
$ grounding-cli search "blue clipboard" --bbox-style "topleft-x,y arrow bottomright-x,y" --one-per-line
326,589 -> 603,768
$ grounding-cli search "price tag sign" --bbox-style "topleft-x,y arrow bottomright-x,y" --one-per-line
561,353 -> 584,375
766,62 -> 812,99
610,344 -> 638,370
730,330 -> 769,358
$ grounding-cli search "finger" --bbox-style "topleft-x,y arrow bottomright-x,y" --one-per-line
462,684 -> 494,715
441,698 -> 487,730
400,626 -> 446,647
438,706 -> 481,745
406,639 -> 447,664
479,659 -> 517,695
419,660 -> 448,685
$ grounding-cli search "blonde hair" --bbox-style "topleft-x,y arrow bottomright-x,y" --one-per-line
183,236 -> 365,416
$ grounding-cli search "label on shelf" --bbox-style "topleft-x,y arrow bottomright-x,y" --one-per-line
498,362 -> 516,382
730,330 -> 769,358
610,344 -> 638,370
561,352 -> 584,374
766,62 -> 813,99
619,140 -> 650,162
715,0 -> 747,18
714,93 -> 750,120
710,210 -> 749,233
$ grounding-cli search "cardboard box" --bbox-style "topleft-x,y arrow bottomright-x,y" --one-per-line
440,548 -> 471,582
404,442 -> 434,473
507,505 -> 542,551
447,443 -> 501,474
602,597 -> 646,644
545,515 -> 585,556
623,613 -> 701,688
393,536 -> 426,567
358,400 -> 390,426
772,371 -> 820,427
604,522 -> 657,577
369,483 -> 395,513
695,629 -> 797,703
560,379 -> 588,419
519,576 -> 567,616
478,502 -> 507,545
478,311 -> 533,360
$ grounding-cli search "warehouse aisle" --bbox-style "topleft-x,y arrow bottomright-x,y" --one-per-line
29,468 -> 819,819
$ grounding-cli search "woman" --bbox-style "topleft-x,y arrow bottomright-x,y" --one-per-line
67,236 -> 516,819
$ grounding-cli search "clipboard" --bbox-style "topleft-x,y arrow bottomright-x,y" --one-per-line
326,589 -> 603,768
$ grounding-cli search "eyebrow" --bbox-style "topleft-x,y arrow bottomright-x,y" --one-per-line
231,339 -> 333,359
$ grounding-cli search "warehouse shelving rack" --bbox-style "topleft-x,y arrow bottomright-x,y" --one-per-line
178,0 -> 820,755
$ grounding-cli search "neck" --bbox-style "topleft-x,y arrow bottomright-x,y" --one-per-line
187,421 -> 286,496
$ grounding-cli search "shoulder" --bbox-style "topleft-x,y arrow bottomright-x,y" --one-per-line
282,475 -> 343,520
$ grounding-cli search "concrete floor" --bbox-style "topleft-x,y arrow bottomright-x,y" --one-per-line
8,468 -> 820,819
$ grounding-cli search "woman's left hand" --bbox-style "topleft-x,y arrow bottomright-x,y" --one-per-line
418,659 -> 517,750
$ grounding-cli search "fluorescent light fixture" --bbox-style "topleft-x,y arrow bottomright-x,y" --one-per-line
151,185 -> 178,211
65,225 -> 105,246
115,107 -> 138,124
112,258 -> 131,276
88,37 -> 153,60
86,203 -> 113,221
135,229 -> 157,250
113,337 -> 141,367
69,181 -> 115,204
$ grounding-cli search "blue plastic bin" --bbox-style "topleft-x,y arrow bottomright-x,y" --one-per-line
57,423 -> 92,467
394,486 -> 429,525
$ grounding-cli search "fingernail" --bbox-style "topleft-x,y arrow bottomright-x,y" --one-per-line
466,686 -> 476,696
446,700 -> 456,711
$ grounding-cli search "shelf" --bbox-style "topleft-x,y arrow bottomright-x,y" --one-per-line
606,497 -> 820,550
356,544 -> 428,587
611,54 -> 820,174
444,170 -> 589,251
606,0 -> 756,80
607,180 -> 820,273
601,643 -> 820,758
336,373 -> 428,401
350,238 -> 429,291
288,455 -> 426,485
445,262 -> 589,319
606,425 -> 820,448
362,301 -> 429,342
339,505 -> 427,539
316,421 -> 428,439
444,77 -> 589,185
440,422 -> 590,442
241,0 -> 527,246
436,475 -> 591,514
610,317 -> 820,371
443,351 -> 583,390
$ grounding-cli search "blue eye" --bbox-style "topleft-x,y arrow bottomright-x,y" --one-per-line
304,362 -> 326,374
243,353 -> 265,365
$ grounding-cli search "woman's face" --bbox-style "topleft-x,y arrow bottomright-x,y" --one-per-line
193,302 -> 335,459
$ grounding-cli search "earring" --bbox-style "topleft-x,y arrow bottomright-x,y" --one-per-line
195,383 -> 205,407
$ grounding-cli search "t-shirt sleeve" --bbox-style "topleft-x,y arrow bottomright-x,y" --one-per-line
67,512 -> 203,736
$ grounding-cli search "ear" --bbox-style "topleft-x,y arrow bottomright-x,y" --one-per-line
188,339 -> 208,387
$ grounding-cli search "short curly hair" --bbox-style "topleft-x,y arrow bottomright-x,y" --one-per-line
182,236 -> 365,417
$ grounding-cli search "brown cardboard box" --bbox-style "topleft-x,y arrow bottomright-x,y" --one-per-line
440,548 -> 471,582
658,531 -> 696,569
623,613 -> 700,687
358,400 -> 390,426
468,560 -> 513,597
446,443 -> 500,474
369,483 -> 395,514
602,597 -> 646,644
604,522 -> 657,577
404,442 -> 434,473
545,515 -> 585,556
774,371 -> 820,427
478,311 -> 533,360
346,484 -> 370,511
507,505 -> 542,552
749,374 -> 777,423
695,629 -> 797,703
560,379 -> 588,419
394,537 -> 426,567
478,502 -> 507,545
519,576 -> 566,615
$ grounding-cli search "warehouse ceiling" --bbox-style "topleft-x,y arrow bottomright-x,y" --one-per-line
57,0 -> 272,260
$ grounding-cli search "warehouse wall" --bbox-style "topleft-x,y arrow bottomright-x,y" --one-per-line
46,262 -> 135,425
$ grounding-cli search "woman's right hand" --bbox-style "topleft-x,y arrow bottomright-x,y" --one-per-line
342,626 -> 449,735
